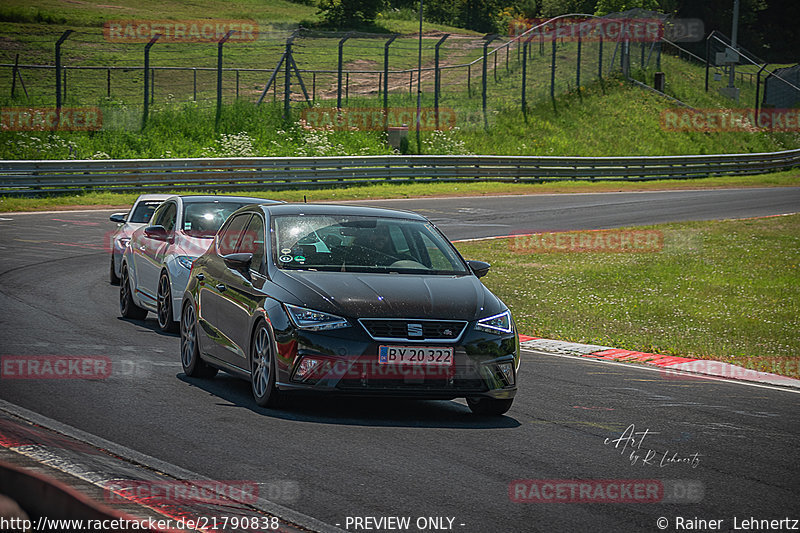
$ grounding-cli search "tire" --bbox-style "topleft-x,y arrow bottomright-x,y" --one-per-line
109,254 -> 120,285
157,271 -> 178,332
466,397 -> 513,416
250,321 -> 282,408
119,264 -> 148,320
180,303 -> 217,378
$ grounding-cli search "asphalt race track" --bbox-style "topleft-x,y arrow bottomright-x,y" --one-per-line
1,188 -> 799,532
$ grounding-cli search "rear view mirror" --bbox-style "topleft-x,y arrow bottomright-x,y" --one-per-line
467,260 -> 491,278
223,252 -> 253,273
109,213 -> 126,223
144,225 -> 169,241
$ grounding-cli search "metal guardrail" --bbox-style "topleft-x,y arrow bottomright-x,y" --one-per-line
1,150 -> 798,196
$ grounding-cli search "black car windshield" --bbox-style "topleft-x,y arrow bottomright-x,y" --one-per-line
129,200 -> 163,223
183,202 -> 254,237
272,215 -> 468,275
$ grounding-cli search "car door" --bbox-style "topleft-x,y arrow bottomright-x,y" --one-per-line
213,213 -> 269,371
199,213 -> 252,365
133,200 -> 176,304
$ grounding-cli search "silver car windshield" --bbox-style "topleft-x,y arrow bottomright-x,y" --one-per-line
130,200 -> 163,223
272,215 -> 468,275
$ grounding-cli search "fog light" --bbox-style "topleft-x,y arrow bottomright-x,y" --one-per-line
294,357 -> 322,383
498,362 -> 515,386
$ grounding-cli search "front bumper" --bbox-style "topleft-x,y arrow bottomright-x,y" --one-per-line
275,327 -> 519,400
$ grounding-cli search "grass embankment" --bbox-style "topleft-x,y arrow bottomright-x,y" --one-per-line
455,214 -> 800,377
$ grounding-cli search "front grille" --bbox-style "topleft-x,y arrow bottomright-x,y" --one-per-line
358,319 -> 468,342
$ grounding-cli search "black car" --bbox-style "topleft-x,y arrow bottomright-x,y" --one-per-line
180,203 -> 519,415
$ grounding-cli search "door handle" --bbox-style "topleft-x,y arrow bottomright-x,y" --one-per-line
216,284 -> 226,292
196,274 -> 204,281
139,246 -> 146,251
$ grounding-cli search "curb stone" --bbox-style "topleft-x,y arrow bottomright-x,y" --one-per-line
519,335 -> 800,389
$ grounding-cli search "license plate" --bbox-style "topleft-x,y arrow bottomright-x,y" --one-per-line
378,346 -> 453,366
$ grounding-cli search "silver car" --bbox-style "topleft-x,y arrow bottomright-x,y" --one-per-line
119,195 -> 279,332
108,194 -> 171,284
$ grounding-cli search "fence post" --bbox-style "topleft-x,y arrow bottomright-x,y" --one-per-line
467,63 -> 471,95
284,34 -> 294,119
704,36 -> 711,92
11,53 -> 19,98
482,34 -> 498,129
107,68 -> 111,98
576,34 -> 582,90
337,32 -> 351,109
312,72 -> 316,102
598,36 -> 603,79
142,33 -> 160,130
236,70 -> 239,99
755,64 -> 767,115
383,34 -> 398,130
63,68 -> 67,101
434,34 -> 449,130
55,30 -> 73,110
550,37 -> 556,109
193,68 -> 197,101
521,39 -> 529,116
216,29 -> 236,128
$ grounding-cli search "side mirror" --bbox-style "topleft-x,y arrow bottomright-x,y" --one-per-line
467,260 -> 491,279
109,213 -> 127,223
143,225 -> 169,241
223,252 -> 253,273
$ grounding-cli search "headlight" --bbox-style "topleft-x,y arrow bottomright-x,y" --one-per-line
285,304 -> 349,331
176,256 -> 195,270
475,310 -> 512,334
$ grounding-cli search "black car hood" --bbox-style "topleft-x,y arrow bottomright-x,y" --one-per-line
273,270 -> 504,321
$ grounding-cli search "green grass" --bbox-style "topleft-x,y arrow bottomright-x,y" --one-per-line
454,214 -> 800,377
2,168 -> 798,214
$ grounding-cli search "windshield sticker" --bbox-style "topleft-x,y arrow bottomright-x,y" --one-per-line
294,255 -> 306,262
281,248 -> 292,255
279,255 -> 293,263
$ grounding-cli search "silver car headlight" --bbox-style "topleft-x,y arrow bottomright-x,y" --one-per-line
475,310 -> 512,334
285,304 -> 349,331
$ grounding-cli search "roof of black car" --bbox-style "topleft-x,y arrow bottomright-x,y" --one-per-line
257,203 -> 428,221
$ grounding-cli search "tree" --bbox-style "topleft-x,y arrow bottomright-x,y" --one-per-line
317,0 -> 386,28
594,0 -> 660,16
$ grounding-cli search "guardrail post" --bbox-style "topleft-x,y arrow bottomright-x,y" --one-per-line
216,30 -> 236,128
142,34 -> 161,130
337,32 -> 351,109
55,30 -> 73,111
434,34 -> 449,130
482,34 -> 498,130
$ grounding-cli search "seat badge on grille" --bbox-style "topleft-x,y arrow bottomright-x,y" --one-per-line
407,323 -> 423,337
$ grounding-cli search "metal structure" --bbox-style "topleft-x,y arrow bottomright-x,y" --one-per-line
1,149 -> 797,196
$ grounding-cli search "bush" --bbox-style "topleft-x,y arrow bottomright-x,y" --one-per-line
317,0 -> 387,28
